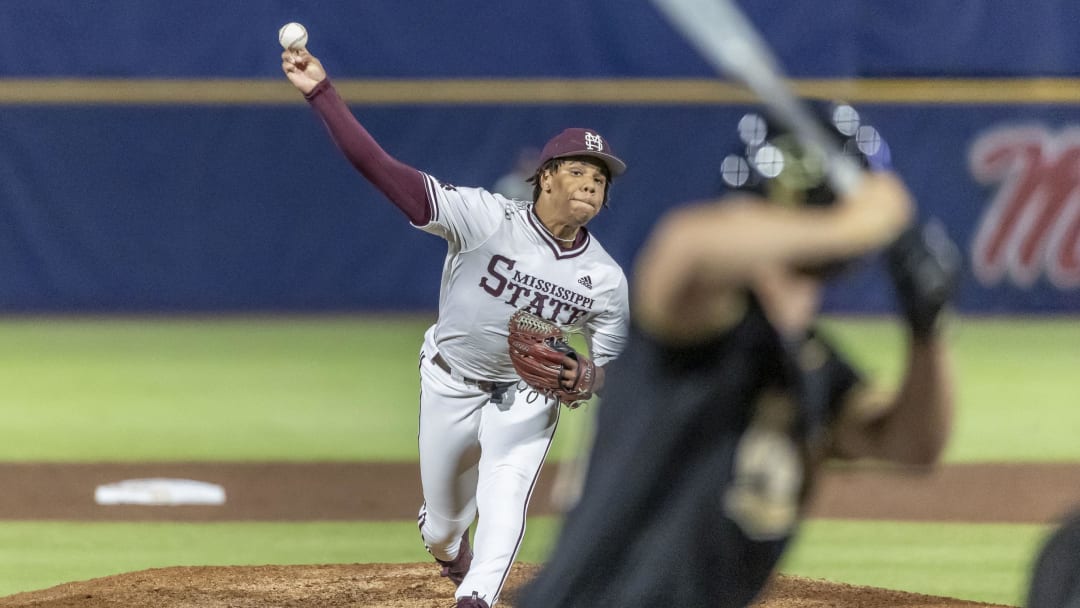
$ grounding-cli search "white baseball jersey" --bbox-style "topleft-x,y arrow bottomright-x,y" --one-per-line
416,173 -> 629,381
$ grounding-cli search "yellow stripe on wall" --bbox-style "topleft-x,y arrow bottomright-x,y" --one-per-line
0,78 -> 1078,105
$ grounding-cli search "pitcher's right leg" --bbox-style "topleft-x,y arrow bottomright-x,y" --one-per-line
416,345 -> 489,579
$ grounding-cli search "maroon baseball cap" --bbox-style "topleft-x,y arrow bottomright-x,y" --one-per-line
538,128 -> 627,177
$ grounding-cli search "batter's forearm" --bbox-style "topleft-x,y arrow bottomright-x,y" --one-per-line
305,79 -> 430,224
835,336 -> 954,465
884,335 -> 954,464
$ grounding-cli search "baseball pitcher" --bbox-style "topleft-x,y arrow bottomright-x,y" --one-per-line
282,48 -> 630,608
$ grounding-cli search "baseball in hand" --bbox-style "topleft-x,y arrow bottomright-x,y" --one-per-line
278,22 -> 308,50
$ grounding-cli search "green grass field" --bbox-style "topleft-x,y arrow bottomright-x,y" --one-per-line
0,315 -> 1077,605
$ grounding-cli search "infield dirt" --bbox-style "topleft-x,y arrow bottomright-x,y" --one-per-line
1,461 -> 1076,607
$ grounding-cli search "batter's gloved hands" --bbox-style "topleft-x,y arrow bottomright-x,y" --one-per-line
885,219 -> 962,340
507,309 -> 596,409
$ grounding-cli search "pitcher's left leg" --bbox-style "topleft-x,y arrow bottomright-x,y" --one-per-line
456,389 -> 560,606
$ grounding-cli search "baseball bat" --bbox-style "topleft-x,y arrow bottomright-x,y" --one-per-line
650,0 -> 862,195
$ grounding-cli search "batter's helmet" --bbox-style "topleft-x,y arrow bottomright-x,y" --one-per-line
719,101 -> 890,208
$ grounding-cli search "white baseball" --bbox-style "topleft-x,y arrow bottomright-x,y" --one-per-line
278,22 -> 308,50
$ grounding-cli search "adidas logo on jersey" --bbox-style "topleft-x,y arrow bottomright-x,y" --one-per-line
577,275 -> 593,289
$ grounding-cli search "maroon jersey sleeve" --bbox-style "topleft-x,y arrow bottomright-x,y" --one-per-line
305,78 -> 431,225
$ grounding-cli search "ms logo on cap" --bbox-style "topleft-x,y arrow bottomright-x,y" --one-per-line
584,132 -> 604,151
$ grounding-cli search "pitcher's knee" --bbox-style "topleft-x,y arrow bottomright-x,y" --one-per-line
419,503 -> 472,559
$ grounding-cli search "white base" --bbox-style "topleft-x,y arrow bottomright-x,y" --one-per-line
94,478 -> 226,506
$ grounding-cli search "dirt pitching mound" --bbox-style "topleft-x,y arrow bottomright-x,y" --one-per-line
0,563 -> 1015,608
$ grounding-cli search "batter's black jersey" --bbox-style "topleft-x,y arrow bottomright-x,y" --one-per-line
518,295 -> 861,608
